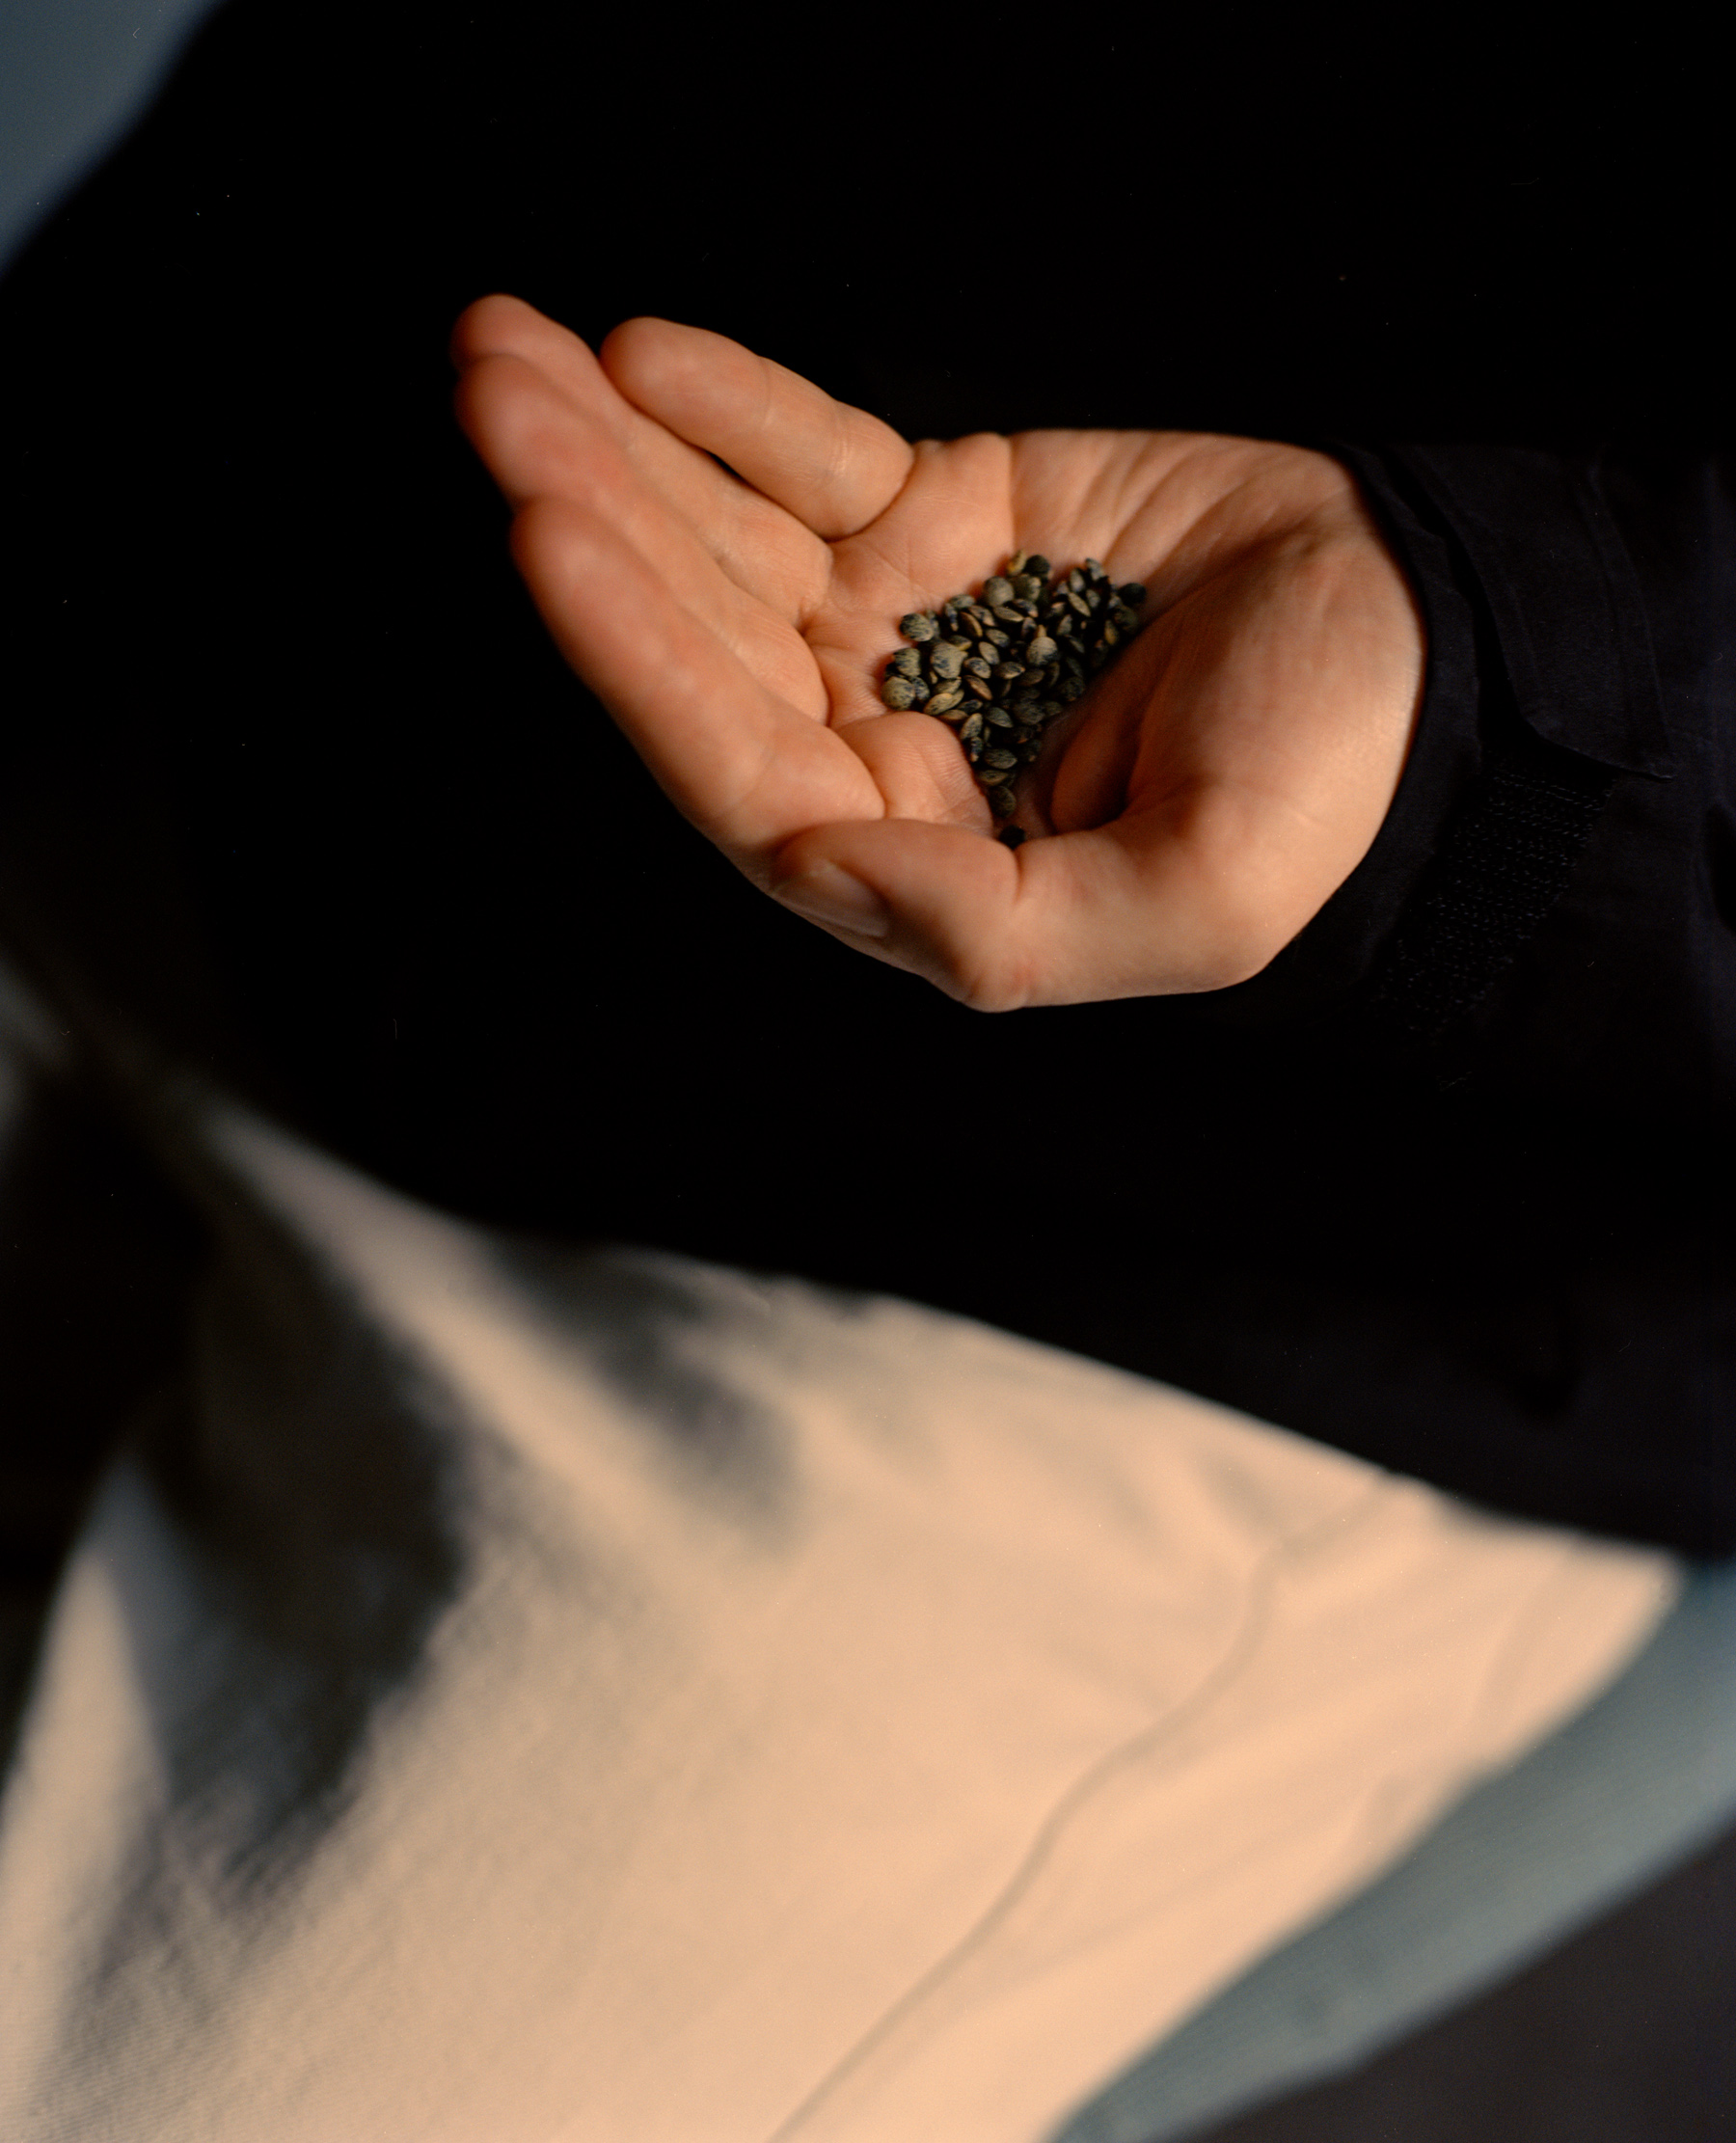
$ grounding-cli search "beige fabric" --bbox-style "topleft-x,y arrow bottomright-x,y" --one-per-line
0,1097 -> 1680,2142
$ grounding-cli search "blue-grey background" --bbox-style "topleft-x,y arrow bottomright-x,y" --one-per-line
0,0 -> 224,271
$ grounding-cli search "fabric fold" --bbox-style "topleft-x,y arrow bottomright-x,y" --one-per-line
0,1085 -> 1680,2142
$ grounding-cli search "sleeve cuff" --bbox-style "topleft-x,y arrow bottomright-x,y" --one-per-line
1384,444 -> 1675,779
1194,440 -> 1670,1040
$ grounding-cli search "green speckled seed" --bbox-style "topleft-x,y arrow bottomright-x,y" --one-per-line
876,548 -> 1149,829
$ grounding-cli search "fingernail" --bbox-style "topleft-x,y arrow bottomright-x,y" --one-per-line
772,862 -> 891,938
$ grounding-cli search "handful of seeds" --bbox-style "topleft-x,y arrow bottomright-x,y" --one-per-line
880,552 -> 1147,838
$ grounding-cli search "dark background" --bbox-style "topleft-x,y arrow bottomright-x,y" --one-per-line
5,9 -> 1730,1219
4,5 -> 1731,1522
2,11 -> 1732,2136
3,4 -> 1729,1301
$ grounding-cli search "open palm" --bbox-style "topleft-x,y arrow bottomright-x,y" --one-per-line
451,296 -> 1424,1008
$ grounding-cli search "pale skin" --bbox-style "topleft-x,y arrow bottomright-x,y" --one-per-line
450,295 -> 1426,1011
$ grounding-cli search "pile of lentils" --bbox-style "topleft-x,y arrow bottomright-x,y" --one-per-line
880,552 -> 1147,838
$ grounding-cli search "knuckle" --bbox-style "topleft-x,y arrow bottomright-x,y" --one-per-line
943,937 -> 1033,1015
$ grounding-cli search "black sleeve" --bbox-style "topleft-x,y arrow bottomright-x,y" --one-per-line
1093,441 -> 1736,1556
1322,443 -> 1735,1119
1199,439 -> 1734,1097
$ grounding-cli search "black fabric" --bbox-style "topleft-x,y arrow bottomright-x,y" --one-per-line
1367,731 -> 1617,1044
2,5 -> 1732,1556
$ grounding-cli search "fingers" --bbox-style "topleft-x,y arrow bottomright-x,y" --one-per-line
453,343 -> 627,513
454,295 -> 832,633
508,491 -> 884,862
452,293 -> 628,436
456,346 -> 824,715
600,317 -> 915,541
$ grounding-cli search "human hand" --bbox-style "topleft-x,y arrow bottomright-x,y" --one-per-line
450,296 -> 1424,1009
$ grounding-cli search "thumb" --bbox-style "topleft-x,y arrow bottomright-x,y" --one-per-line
767,805 -> 1287,1010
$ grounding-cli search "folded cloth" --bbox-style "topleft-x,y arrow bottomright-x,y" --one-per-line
0,1062 -> 1680,2143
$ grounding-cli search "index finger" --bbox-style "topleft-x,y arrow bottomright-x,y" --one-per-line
600,317 -> 915,542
